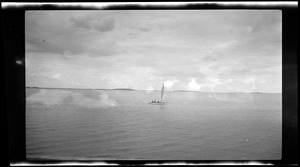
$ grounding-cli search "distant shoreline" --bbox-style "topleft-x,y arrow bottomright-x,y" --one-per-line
26,87 -> 135,91
25,87 -> 281,94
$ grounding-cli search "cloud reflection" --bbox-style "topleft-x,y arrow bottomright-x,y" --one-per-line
26,89 -> 117,108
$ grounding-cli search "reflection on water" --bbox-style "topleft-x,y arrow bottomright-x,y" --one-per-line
26,88 -> 282,160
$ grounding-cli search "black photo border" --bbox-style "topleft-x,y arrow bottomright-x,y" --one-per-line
3,1 -> 298,166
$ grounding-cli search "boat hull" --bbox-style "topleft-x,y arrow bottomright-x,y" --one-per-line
149,102 -> 167,105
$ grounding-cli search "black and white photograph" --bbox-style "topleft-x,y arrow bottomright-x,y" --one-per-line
23,9 -> 284,161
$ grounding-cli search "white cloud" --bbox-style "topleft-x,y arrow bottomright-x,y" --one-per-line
53,73 -> 61,79
216,40 -> 238,49
187,78 -> 201,91
164,79 -> 178,89
201,77 -> 257,93
243,77 -> 256,84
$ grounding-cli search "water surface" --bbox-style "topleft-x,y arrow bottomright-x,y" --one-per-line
26,88 -> 282,160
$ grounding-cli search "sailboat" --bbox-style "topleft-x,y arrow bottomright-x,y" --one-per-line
149,83 -> 167,105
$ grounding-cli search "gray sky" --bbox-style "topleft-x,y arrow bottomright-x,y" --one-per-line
25,10 -> 282,93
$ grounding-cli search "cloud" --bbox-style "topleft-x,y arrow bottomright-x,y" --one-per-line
202,51 -> 225,62
187,78 -> 201,91
26,89 -> 117,108
25,10 -> 282,93
70,15 -> 115,32
195,76 -> 257,93
164,80 -> 178,89
94,17 -> 115,32
52,73 -> 61,79
216,40 -> 239,49
87,39 -> 121,57
26,11 -> 118,56
139,27 -> 150,32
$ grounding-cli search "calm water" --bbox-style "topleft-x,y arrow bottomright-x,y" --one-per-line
26,88 -> 282,160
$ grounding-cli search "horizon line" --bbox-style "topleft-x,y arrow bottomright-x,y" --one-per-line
25,86 -> 282,94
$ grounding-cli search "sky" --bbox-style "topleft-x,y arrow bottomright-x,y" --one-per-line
25,10 -> 282,93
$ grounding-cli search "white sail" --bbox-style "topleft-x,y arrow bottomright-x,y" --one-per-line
161,83 -> 164,101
